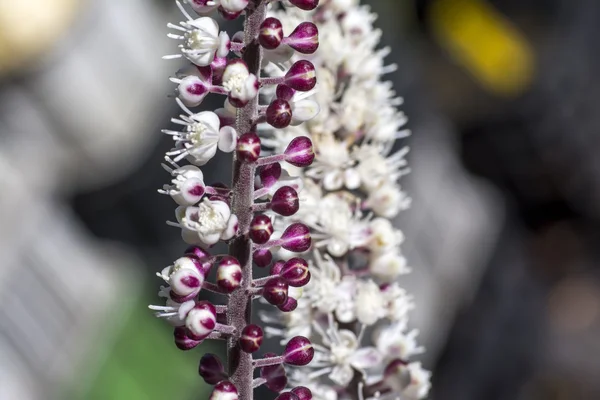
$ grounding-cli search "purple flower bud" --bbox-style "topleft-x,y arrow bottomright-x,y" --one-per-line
259,163 -> 282,188
250,215 -> 273,244
237,132 -> 261,163
259,17 -> 284,50
271,186 -> 299,216
284,136 -> 315,167
276,84 -> 295,101
288,0 -> 319,10
216,256 -> 242,293
283,336 -> 314,366
275,393 -> 299,400
383,359 -> 412,392
263,277 -> 289,306
281,258 -> 310,287
209,381 -> 239,400
199,353 -> 228,384
173,326 -> 202,351
285,22 -> 319,54
240,324 -> 263,353
184,246 -> 213,275
277,296 -> 298,312
253,249 -> 273,267
185,301 -> 217,341
218,6 -> 243,20
284,60 -> 317,92
291,386 -> 313,400
280,223 -> 311,252
261,354 -> 288,393
270,260 -> 285,275
266,99 -> 292,129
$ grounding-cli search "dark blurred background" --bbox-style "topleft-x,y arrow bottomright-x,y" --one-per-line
1,0 -> 599,399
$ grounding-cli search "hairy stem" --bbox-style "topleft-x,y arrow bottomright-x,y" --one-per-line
227,1 -> 267,399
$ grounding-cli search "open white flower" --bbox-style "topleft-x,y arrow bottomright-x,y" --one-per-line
311,314 -> 383,386
309,194 -> 371,257
370,251 -> 410,282
164,99 -> 237,166
402,362 -> 432,399
165,2 -> 230,66
354,280 -> 387,325
375,321 -> 425,361
306,134 -> 360,191
353,145 -> 410,192
222,60 -> 259,107
175,198 -> 238,245
159,165 -> 206,206
304,252 -> 358,322
381,282 -> 415,322
365,183 -> 411,218
368,218 -> 404,254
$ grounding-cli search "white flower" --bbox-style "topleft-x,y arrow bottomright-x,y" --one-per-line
290,90 -> 321,126
354,280 -> 386,325
304,252 -> 358,322
222,60 -> 259,106
368,218 -> 404,254
375,321 -> 425,361
381,282 -> 414,322
175,198 -> 238,245
309,194 -> 370,257
365,183 -> 411,218
370,251 -> 410,281
165,3 -> 230,66
164,98 -> 237,165
306,134 -> 360,191
353,145 -> 409,192
402,362 -> 432,399
159,165 -> 206,206
311,315 -> 383,386
148,297 -> 195,327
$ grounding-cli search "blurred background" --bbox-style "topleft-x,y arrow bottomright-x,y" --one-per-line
1,0 -> 599,399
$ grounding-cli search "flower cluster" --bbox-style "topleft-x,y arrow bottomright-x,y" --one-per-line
151,1 -> 324,399
258,1 -> 431,399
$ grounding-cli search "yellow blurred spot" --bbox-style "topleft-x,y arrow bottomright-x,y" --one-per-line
429,0 -> 534,96
0,0 -> 80,76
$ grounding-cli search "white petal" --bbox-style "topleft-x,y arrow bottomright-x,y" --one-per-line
194,111 -> 221,132
291,99 -> 320,125
323,171 -> 343,191
218,126 -> 237,153
329,365 -> 354,386
187,144 -> 218,166
211,200 -> 232,221
182,227 -> 203,245
217,31 -> 230,58
189,17 -> 220,38
220,214 -> 239,240
344,168 -> 361,190
199,231 -> 221,246
349,347 -> 383,369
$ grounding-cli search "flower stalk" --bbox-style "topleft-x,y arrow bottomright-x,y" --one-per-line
151,1 -> 321,399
